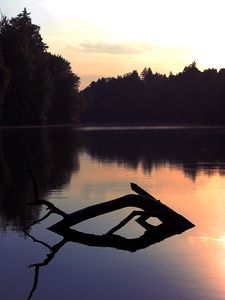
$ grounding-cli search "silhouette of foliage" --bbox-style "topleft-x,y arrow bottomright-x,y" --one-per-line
81,62 -> 225,124
0,9 -> 84,125
0,46 -> 10,116
0,128 -> 82,230
47,54 -> 83,124
79,127 -> 225,180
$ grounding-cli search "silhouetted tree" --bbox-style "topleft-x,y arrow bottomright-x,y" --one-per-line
47,54 -> 82,124
0,128 -> 82,230
0,46 -> 10,119
0,9 -> 84,125
141,67 -> 153,84
81,62 -> 225,125
0,9 -> 48,124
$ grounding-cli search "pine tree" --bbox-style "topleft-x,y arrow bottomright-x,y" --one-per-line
47,54 -> 82,124
0,8 -> 50,124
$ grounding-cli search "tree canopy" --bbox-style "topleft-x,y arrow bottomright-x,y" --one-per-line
0,9 -> 84,126
81,62 -> 225,124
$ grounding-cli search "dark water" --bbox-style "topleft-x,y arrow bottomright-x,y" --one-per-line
0,126 -> 225,300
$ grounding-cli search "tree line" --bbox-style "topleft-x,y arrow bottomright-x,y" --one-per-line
81,62 -> 225,124
1,9 -> 225,126
0,9 -> 84,126
0,127 -> 82,230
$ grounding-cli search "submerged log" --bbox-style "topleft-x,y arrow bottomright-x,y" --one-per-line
25,170 -> 195,300
25,166 -> 194,239
48,183 -> 194,236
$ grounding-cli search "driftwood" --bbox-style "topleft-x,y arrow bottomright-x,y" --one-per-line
25,216 -> 193,300
25,166 -> 195,299
48,182 -> 194,237
25,235 -> 67,300
25,165 -> 194,239
25,165 -> 67,216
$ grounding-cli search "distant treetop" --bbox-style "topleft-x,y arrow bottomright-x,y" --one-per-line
80,62 -> 225,124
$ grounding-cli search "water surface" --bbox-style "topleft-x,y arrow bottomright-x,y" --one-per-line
0,126 -> 225,300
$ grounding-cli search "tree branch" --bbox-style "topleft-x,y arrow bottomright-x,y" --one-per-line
105,210 -> 143,235
24,211 -> 53,231
24,229 -> 52,250
25,165 -> 68,219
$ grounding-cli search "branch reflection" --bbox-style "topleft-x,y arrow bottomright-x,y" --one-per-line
25,213 -> 193,299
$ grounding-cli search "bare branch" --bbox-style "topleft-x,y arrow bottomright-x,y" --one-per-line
25,165 -> 39,203
27,265 -> 40,300
105,210 -> 143,235
24,211 -> 53,231
25,165 -> 68,219
130,182 -> 160,201
24,230 -> 52,250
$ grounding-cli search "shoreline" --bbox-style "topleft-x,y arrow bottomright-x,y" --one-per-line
0,123 -> 225,130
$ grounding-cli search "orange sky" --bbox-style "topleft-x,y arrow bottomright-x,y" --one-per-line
2,0 -> 225,89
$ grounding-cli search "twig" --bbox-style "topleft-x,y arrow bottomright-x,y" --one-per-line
24,230 -> 67,300
27,265 -> 40,300
25,165 -> 68,219
24,230 -> 52,250
27,199 -> 67,217
105,210 -> 143,235
25,165 -> 39,203
24,211 -> 53,231
130,182 -> 160,201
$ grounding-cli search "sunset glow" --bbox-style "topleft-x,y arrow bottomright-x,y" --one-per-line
49,148 -> 225,298
2,0 -> 225,88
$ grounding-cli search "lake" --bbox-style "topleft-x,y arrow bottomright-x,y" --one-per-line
0,126 -> 225,300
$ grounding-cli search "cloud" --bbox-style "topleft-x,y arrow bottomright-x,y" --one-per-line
67,41 -> 153,55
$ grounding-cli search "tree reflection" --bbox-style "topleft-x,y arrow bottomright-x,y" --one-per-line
26,222 -> 193,300
80,127 -> 225,180
0,128 -> 81,231
1,127 -> 224,232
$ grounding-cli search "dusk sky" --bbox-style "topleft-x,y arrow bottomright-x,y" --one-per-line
1,0 -> 225,89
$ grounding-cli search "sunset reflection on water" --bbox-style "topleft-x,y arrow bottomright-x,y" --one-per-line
55,147 -> 225,299
0,127 -> 225,299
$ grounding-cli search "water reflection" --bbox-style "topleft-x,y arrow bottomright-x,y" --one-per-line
0,126 -> 224,300
25,181 -> 194,300
0,126 -> 225,232
0,128 -> 81,230
26,221 -> 193,300
80,127 -> 225,180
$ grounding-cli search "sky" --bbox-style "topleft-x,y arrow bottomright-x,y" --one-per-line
1,0 -> 225,89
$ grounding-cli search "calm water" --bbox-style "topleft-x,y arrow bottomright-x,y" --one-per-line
0,126 -> 225,300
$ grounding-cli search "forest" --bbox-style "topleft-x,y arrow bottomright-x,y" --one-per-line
81,63 -> 225,124
0,9 -> 84,126
1,9 -> 225,126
